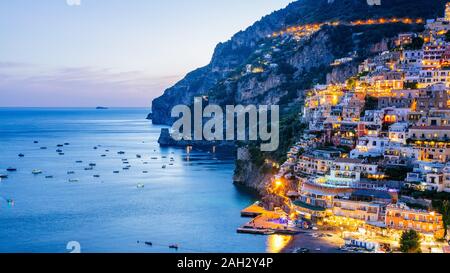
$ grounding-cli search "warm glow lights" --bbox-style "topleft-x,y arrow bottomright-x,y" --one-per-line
267,234 -> 292,253
272,17 -> 424,39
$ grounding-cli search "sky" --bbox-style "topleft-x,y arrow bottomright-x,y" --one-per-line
0,0 -> 293,107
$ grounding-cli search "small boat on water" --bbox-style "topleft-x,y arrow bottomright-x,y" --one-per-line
0,174 -> 8,179
67,171 -> 75,175
144,241 -> 152,246
143,162 -> 149,165
45,176 -> 53,179
101,154 -> 106,157
64,143 -> 70,146
93,175 -> 100,178
59,153 -> 65,156
142,171 -> 148,174
84,167 -> 94,171
18,153 -> 25,157
169,244 -> 179,250
137,183 -> 145,188
162,165 -> 167,169
56,149 -> 63,153
7,168 -> 17,172
136,154 -> 142,158
93,147 -> 98,150
151,157 -> 158,160
76,161 -> 83,163
57,144 -> 64,147
69,179 -> 79,183
113,171 -> 120,174
34,141 -> 39,144
32,169 -> 42,175
169,163 -> 174,166
118,151 -> 125,155
89,163 -> 96,167
40,147 -> 47,150
123,167 -> 130,170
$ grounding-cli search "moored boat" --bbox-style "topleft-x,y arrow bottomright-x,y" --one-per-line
32,169 -> 42,175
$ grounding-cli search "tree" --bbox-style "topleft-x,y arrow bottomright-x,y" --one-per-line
433,199 -> 450,238
404,37 -> 424,50
400,230 -> 421,253
446,31 -> 450,43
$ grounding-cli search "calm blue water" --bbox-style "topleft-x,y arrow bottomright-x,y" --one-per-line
0,108 -> 280,253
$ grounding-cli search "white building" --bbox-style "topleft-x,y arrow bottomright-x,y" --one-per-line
388,122 -> 409,144
350,136 -> 391,158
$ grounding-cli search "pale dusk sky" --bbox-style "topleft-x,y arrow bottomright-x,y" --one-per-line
0,0 -> 293,107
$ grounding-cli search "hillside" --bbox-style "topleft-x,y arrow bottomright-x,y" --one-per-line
151,0 -> 447,125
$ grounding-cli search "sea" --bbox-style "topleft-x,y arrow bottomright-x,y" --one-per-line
0,108 -> 291,253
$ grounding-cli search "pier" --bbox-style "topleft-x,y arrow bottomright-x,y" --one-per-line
238,204 -> 302,235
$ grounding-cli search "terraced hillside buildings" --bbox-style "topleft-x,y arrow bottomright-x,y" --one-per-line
271,3 -> 450,243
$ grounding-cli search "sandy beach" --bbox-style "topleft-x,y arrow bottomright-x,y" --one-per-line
282,230 -> 347,253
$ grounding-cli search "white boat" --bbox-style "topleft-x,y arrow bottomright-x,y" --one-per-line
137,183 -> 145,188
32,169 -> 42,175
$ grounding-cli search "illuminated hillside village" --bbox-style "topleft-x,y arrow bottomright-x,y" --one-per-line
240,3 -> 450,253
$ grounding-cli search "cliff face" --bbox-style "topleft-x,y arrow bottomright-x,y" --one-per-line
233,147 -> 273,194
152,0 -> 447,125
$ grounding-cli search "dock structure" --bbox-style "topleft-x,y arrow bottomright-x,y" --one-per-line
240,204 -> 267,217
238,204 -> 302,235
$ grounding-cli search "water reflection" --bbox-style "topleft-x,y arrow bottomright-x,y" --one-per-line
266,234 -> 292,253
